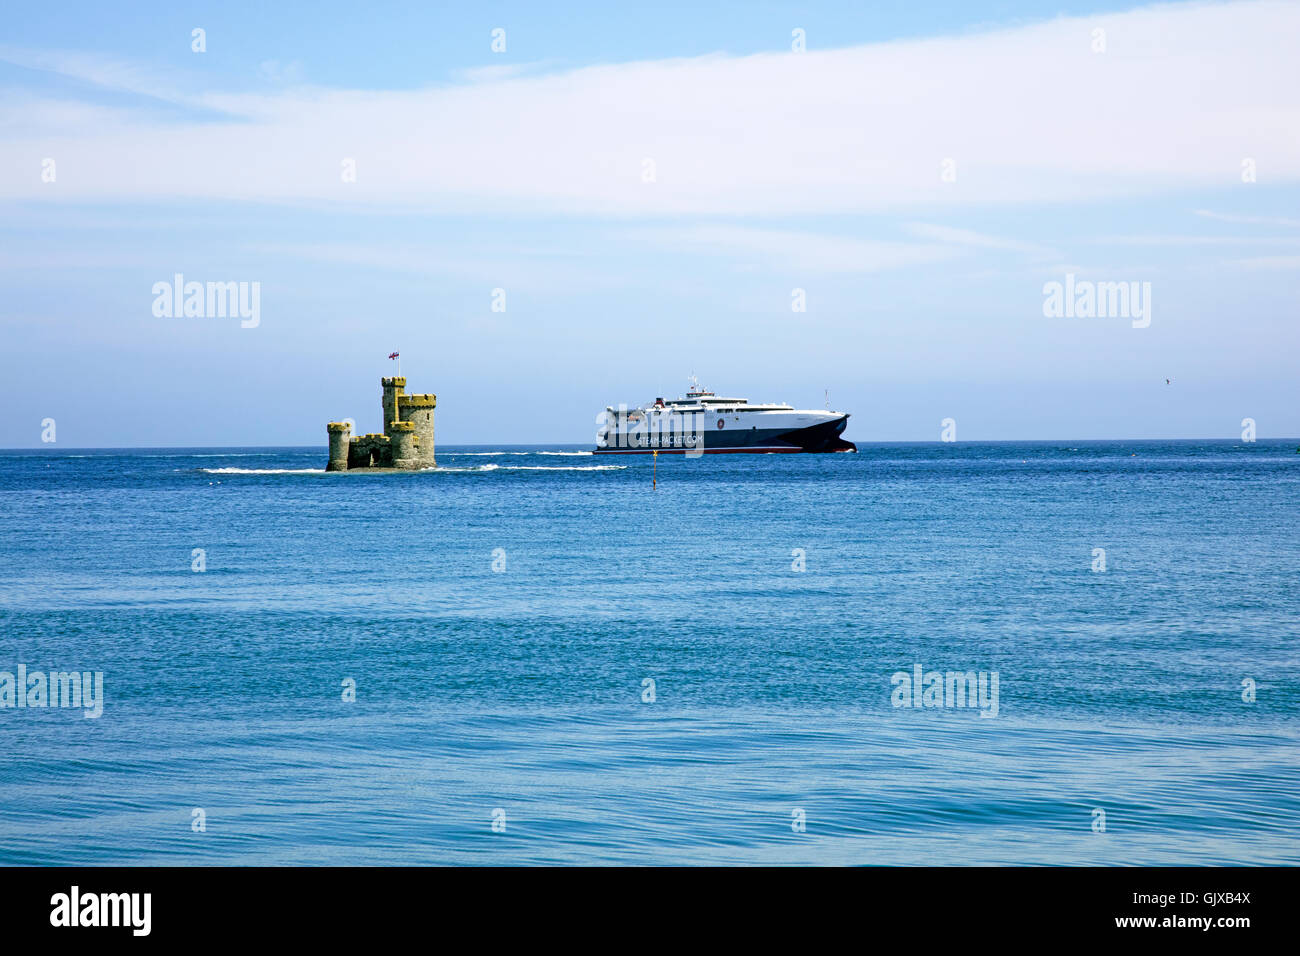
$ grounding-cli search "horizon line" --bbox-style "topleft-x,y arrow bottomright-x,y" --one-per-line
5,437 -> 1298,452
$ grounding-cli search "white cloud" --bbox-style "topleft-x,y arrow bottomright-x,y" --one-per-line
619,224 -> 961,273
906,223 -> 1058,258
258,60 -> 306,86
1233,254 -> 1300,269
0,45 -> 195,106
1084,234 -> 1300,245
1,1 -> 1298,213
1193,209 -> 1300,228
247,240 -> 633,288
449,61 -> 560,84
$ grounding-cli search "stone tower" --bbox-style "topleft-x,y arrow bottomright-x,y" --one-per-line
326,421 -> 352,471
389,420 -> 418,469
398,392 -> 437,467
381,376 -> 405,436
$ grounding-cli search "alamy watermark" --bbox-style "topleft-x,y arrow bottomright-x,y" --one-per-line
891,664 -> 999,717
152,274 -> 260,328
596,406 -> 707,457
1,665 -> 104,718
50,886 -> 150,936
1043,274 -> 1151,328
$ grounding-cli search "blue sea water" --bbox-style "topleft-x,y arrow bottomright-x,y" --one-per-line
1,440 -> 1297,865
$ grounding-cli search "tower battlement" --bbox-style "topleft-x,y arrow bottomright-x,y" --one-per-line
398,393 -> 436,408
325,375 -> 436,471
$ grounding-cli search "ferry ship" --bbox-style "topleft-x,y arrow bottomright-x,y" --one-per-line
595,378 -> 856,454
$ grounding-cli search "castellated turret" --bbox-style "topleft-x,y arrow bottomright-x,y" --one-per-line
325,375 -> 436,471
389,421 -> 418,468
381,376 -> 406,438
398,393 -> 437,467
326,422 -> 352,471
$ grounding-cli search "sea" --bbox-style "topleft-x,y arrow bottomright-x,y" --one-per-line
1,440 -> 1297,865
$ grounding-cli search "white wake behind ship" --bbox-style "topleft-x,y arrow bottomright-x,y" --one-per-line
595,377 -> 855,454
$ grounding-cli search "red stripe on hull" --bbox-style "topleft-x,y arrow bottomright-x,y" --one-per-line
592,446 -> 806,455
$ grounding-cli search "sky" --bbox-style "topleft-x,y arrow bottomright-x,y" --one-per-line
1,0 -> 1298,446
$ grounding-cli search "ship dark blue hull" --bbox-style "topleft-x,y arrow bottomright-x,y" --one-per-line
595,414 -> 856,454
